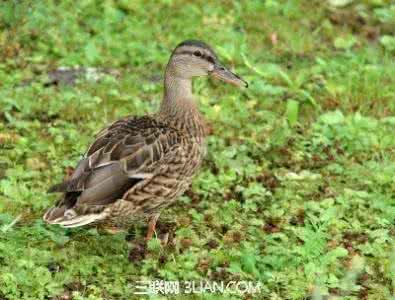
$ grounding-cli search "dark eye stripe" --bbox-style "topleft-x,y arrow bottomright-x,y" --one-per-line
176,51 -> 216,64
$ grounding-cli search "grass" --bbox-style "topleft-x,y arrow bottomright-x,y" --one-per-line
0,0 -> 395,299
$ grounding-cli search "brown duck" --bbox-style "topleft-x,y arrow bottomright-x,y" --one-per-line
43,40 -> 247,239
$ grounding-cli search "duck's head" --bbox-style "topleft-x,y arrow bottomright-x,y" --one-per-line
167,40 -> 248,88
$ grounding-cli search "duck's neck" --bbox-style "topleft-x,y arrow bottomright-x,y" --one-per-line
158,69 -> 205,138
160,72 -> 194,114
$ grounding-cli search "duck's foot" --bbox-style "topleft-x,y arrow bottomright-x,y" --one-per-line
128,214 -> 175,261
145,213 -> 160,241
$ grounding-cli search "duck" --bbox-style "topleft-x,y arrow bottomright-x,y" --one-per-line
43,40 -> 248,240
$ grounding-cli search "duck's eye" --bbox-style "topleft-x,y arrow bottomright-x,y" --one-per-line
193,51 -> 202,57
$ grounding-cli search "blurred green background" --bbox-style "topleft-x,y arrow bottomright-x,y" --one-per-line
0,0 -> 394,299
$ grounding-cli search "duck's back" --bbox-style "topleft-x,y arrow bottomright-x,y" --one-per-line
43,114 -> 206,227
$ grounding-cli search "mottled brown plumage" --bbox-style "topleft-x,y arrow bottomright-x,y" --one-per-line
43,40 -> 247,237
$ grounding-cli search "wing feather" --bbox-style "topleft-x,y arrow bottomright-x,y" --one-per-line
45,116 -> 183,224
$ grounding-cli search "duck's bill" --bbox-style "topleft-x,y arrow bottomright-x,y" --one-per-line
210,64 -> 248,88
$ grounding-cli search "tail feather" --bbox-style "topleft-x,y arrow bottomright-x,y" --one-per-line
43,206 -> 67,222
43,206 -> 107,228
54,212 -> 107,228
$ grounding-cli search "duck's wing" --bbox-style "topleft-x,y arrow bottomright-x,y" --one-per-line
43,116 -> 182,227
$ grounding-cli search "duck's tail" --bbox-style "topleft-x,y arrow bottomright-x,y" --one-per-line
43,205 -> 108,228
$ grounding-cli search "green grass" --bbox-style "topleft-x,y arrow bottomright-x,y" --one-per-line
1,0 -> 395,299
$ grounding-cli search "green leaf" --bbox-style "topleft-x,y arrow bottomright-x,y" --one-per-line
334,35 -> 357,50
328,0 -> 353,7
286,99 -> 299,126
84,41 -> 100,63
380,35 -> 395,53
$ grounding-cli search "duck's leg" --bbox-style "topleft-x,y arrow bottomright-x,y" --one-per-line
145,213 -> 160,240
